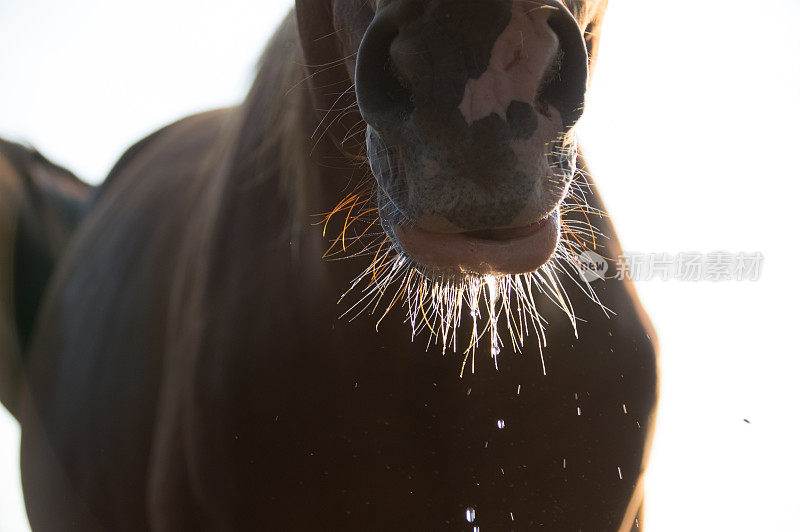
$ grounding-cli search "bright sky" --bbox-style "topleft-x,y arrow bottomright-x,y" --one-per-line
1,1 -> 799,531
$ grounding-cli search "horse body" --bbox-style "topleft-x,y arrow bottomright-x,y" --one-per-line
17,108 -> 232,530
5,3 -> 657,530
0,140 -> 89,416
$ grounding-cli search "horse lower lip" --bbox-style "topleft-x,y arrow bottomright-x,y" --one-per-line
395,213 -> 560,276
461,217 -> 551,241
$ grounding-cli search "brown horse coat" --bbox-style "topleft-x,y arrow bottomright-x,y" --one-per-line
0,141 -> 89,416
7,4 -> 657,531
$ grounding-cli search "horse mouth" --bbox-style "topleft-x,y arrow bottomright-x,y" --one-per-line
394,210 -> 560,277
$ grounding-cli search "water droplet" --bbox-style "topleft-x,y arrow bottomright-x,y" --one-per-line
466,507 -> 476,523
496,419 -> 505,429
491,346 -> 500,357
485,275 -> 499,304
470,310 -> 478,318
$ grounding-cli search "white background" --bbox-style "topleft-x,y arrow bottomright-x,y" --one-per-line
1,1 -> 799,530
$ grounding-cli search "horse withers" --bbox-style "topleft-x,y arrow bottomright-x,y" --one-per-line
2,1 -> 657,530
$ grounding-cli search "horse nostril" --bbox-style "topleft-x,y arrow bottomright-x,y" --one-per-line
356,15 -> 414,130
357,1 -> 588,135
535,7 -> 589,130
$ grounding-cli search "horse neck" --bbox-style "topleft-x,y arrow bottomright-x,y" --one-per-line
205,12 -> 370,302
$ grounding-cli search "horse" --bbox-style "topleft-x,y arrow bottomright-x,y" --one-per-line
0,140 -> 89,415
0,1 -> 658,529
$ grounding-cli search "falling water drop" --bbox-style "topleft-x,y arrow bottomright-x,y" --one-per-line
466,507 -> 476,523
485,275 -> 499,304
496,419 -> 506,430
484,275 -> 501,369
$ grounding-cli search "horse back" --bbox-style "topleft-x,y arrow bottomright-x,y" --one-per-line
17,108 -> 233,530
0,140 -> 90,417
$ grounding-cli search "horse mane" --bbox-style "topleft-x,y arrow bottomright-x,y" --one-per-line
228,9 -> 318,243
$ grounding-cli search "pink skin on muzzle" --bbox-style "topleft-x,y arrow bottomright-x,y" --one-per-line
459,3 -> 560,126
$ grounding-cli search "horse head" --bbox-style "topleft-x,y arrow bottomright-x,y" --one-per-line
299,0 -> 607,278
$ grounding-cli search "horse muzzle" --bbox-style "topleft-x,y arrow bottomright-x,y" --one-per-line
356,0 -> 588,276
